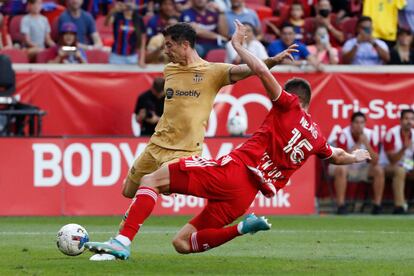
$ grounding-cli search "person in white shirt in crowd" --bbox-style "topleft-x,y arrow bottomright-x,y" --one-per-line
342,16 -> 390,65
225,22 -> 267,64
380,109 -> 414,214
307,25 -> 339,65
21,0 -> 56,61
332,112 -> 384,215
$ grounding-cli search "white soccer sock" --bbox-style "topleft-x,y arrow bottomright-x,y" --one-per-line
115,234 -> 131,246
237,222 -> 244,235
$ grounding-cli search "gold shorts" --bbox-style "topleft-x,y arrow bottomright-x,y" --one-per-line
127,142 -> 201,184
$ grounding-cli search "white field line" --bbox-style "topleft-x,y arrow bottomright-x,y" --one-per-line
0,229 -> 410,236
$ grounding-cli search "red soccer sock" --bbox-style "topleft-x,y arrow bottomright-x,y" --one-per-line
119,187 -> 158,241
189,225 -> 241,252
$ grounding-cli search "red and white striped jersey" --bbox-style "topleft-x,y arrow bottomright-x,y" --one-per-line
380,125 -> 414,169
336,126 -> 379,153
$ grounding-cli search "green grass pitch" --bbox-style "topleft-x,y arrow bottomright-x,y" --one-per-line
1,215 -> 414,275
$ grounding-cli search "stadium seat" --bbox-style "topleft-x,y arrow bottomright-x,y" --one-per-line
205,49 -> 226,63
303,17 -> 316,44
340,17 -> 358,41
95,15 -> 114,47
41,3 -> 65,27
8,15 -> 25,45
85,49 -> 109,63
0,48 -> 29,63
245,4 -> 273,21
36,48 -> 56,63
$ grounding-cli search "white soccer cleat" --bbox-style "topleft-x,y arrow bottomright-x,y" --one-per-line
89,253 -> 116,261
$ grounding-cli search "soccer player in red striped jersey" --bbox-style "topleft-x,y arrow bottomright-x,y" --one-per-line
85,20 -> 371,260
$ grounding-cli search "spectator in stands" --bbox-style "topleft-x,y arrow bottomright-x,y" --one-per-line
225,0 -> 261,39
49,22 -> 87,63
0,12 -> 12,49
307,25 -> 339,64
58,0 -> 103,50
267,23 -> 320,70
21,0 -> 56,61
304,0 -> 344,47
225,22 -> 267,64
389,27 -> 414,65
134,77 -> 165,136
332,112 -> 384,215
106,0 -> 146,66
145,15 -> 178,63
180,0 -> 228,58
265,2 -> 305,40
380,109 -> 414,214
342,16 -> 390,65
146,0 -> 177,40
363,0 -> 406,47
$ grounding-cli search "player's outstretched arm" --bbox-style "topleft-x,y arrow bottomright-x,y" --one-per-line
229,44 -> 299,83
231,20 -> 281,100
328,147 -> 372,165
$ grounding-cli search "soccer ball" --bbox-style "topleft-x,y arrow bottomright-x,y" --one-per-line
56,223 -> 89,256
227,115 -> 247,136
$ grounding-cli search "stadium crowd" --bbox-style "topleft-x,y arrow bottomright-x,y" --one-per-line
0,0 -> 413,65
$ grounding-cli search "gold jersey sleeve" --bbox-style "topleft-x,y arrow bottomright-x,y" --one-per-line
150,60 -> 234,151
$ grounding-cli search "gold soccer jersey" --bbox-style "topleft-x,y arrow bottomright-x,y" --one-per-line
150,60 -> 233,152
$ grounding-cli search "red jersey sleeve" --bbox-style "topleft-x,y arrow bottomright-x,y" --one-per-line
383,131 -> 395,152
316,141 -> 333,160
272,90 -> 299,112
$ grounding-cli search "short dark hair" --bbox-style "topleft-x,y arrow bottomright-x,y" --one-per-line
400,109 -> 414,120
351,111 -> 366,122
284,78 -> 311,106
280,22 -> 295,32
162,23 -> 196,48
357,16 -> 372,27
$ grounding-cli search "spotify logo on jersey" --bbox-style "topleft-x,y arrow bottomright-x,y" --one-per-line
166,88 -> 174,99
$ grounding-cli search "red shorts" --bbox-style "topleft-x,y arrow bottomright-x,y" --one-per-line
169,155 -> 258,230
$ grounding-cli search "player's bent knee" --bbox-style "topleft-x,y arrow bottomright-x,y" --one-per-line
172,237 -> 191,254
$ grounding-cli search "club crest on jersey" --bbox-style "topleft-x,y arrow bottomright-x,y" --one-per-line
193,73 -> 203,83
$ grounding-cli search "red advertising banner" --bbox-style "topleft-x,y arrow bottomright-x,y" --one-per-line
0,137 -> 315,216
14,71 -> 414,139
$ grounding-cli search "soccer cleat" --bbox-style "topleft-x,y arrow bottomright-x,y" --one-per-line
84,238 -> 130,260
89,253 -> 116,261
240,213 -> 271,235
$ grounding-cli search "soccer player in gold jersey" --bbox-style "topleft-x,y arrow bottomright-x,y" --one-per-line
123,23 -> 297,198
